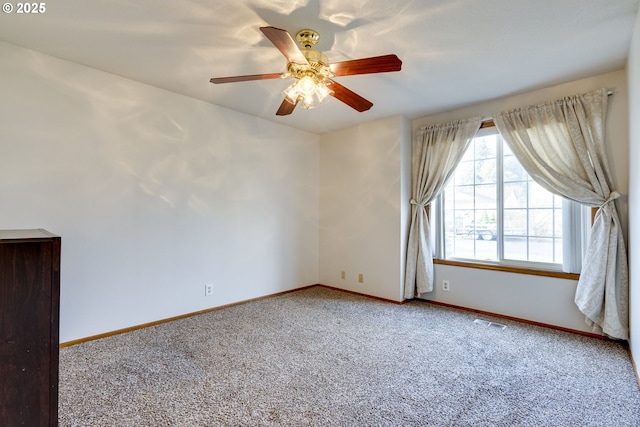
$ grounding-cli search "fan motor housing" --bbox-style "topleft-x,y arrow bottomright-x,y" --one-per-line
302,48 -> 329,67
287,46 -> 332,81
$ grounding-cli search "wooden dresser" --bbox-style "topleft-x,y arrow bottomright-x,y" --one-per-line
0,229 -> 61,426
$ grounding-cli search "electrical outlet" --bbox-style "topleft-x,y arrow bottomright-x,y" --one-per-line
205,283 -> 213,296
341,270 -> 346,280
442,280 -> 450,292
358,273 -> 364,283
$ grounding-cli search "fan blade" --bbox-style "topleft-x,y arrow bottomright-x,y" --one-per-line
210,73 -> 282,84
260,26 -> 308,65
330,54 -> 402,77
329,81 -> 373,112
276,98 -> 298,116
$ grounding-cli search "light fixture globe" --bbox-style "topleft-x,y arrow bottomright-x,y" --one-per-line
282,75 -> 333,109
297,76 -> 316,96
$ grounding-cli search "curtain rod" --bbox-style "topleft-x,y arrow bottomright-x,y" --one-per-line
481,90 -> 614,127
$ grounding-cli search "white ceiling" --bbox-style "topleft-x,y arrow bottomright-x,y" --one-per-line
0,0 -> 638,134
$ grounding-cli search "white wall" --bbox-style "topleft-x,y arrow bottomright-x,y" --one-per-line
627,9 -> 640,363
412,70 -> 629,334
0,42 -> 320,343
319,116 -> 411,302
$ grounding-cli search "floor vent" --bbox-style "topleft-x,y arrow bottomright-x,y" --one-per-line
473,319 -> 507,329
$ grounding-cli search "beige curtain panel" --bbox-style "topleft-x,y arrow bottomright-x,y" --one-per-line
494,88 -> 629,340
404,117 -> 481,299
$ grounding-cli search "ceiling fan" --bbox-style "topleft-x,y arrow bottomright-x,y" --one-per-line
210,26 -> 402,116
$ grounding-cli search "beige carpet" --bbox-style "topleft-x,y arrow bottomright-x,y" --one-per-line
59,286 -> 640,426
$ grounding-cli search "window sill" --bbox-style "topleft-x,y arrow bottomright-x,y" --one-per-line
433,258 -> 580,280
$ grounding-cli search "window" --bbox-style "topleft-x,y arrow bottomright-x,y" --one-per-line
435,127 -> 583,271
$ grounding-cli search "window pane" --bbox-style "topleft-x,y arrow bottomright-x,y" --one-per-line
553,194 -> 563,209
454,209 -> 474,237
476,159 -> 496,184
454,160 -> 475,185
444,186 -> 455,211
475,239 -> 498,261
474,135 -> 496,159
504,209 -> 527,236
504,182 -> 527,209
529,181 -> 553,208
504,236 -> 527,261
441,132 -> 566,268
460,145 -> 475,162
503,155 -> 528,182
454,186 -> 475,209
471,209 -> 497,239
529,237 -> 555,263
475,184 -> 496,209
529,209 -> 554,237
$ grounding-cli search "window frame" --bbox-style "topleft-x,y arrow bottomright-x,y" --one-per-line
432,122 -> 581,278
